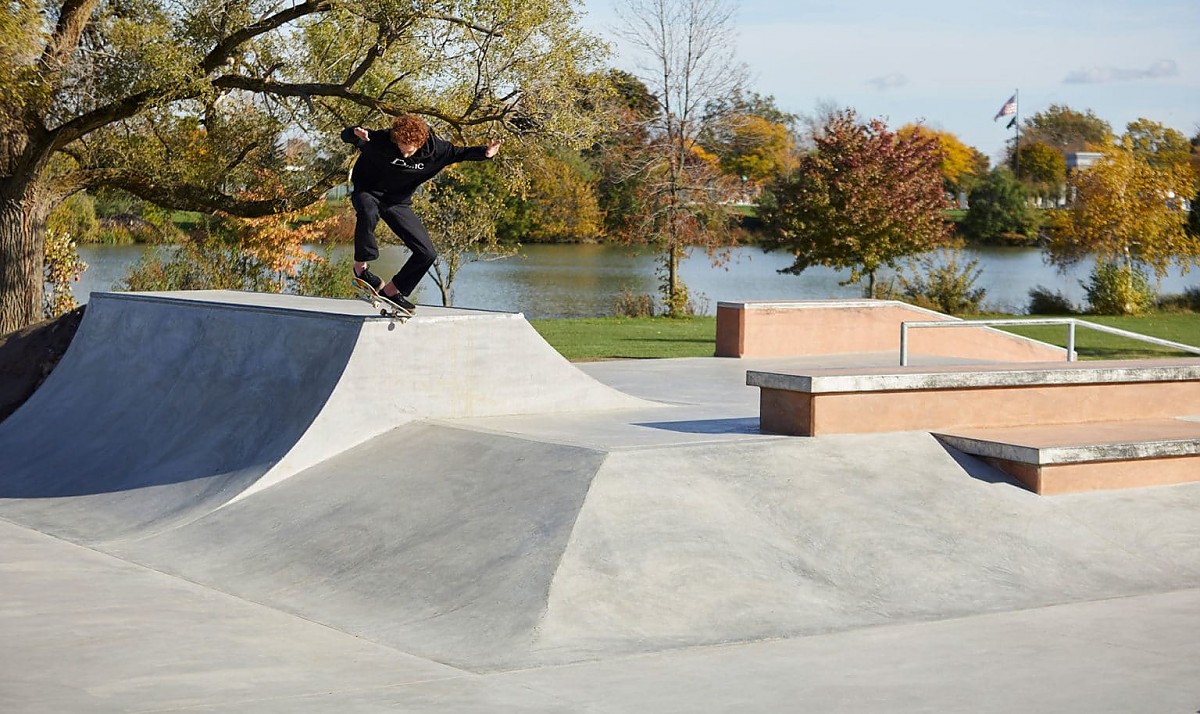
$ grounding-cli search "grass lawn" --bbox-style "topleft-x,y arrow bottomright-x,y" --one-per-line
530,312 -> 1200,362
530,316 -> 716,361
978,313 -> 1200,360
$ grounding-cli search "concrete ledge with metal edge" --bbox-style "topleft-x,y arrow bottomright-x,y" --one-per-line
746,358 -> 1200,437
933,418 -> 1200,495
715,299 -> 1067,361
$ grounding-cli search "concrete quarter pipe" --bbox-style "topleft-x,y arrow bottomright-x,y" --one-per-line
0,290 -> 646,542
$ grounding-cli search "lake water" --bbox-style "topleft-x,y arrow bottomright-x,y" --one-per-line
74,243 -> 1197,318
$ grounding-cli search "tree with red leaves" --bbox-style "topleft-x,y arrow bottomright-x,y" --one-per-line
759,109 -> 952,296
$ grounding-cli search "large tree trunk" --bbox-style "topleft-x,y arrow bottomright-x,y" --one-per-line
0,180 -> 49,335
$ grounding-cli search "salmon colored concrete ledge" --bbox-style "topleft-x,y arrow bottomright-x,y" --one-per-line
751,364 -> 1200,437
934,418 -> 1200,494
983,453 -> 1200,495
748,357 -> 1200,495
715,300 -> 1066,362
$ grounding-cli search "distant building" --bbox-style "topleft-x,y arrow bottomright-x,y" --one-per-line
1065,152 -> 1102,172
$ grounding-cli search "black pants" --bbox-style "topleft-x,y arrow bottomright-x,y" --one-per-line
351,191 -> 437,297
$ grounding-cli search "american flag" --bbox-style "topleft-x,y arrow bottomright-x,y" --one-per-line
993,94 -> 1017,121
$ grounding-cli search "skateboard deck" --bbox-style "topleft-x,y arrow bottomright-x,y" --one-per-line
352,277 -> 414,321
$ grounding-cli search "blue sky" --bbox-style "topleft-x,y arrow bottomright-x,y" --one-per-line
578,0 -> 1200,164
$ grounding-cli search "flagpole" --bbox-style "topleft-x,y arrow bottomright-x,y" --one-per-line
1014,88 -> 1020,179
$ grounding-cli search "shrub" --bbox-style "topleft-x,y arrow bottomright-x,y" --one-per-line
1082,262 -> 1154,315
93,225 -> 138,244
663,282 -> 690,318
1185,286 -> 1200,309
1027,286 -> 1077,315
683,291 -> 711,317
613,288 -> 655,318
1156,286 -> 1200,313
894,248 -> 986,315
121,235 -> 277,292
48,192 -> 100,244
293,251 -> 355,298
43,229 -> 87,318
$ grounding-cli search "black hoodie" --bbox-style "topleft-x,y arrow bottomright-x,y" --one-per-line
340,126 -> 490,203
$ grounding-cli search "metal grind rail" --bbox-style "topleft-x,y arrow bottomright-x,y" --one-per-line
900,317 -> 1200,366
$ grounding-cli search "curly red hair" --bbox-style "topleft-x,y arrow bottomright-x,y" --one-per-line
390,114 -> 429,148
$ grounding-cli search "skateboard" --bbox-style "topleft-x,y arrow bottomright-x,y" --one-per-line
353,277 -> 414,321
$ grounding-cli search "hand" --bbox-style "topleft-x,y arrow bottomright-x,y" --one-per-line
354,126 -> 369,142
484,138 -> 502,158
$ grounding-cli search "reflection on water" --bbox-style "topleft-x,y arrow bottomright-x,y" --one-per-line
75,243 -> 1197,318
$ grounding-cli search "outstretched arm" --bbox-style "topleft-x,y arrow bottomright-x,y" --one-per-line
340,126 -> 376,147
443,137 -> 502,164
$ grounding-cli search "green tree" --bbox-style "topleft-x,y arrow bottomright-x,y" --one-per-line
586,70 -> 658,239
0,0 -> 607,333
1082,261 -> 1154,315
1021,104 -> 1113,154
413,163 -> 515,307
47,192 -> 99,244
703,89 -> 797,129
758,108 -> 951,296
1016,141 -> 1066,202
962,167 -> 1040,244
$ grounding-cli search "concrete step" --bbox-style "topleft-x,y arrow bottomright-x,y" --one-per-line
748,358 -> 1200,436
933,418 -> 1200,495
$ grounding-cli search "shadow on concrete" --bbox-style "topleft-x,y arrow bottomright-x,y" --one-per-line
634,417 -> 761,435
0,293 -> 359,542
936,440 -> 1025,488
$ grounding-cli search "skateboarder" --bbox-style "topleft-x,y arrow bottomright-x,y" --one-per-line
341,114 -> 501,311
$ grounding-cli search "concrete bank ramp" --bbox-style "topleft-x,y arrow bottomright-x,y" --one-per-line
105,422 -> 1200,672
0,291 -> 645,542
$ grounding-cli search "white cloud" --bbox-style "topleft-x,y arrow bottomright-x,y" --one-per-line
1063,59 -> 1178,84
867,73 -> 908,90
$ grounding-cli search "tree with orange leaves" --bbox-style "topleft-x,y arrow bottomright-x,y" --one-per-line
898,124 -> 987,196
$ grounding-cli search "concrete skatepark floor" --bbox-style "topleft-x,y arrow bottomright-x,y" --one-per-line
2,292 -> 1199,713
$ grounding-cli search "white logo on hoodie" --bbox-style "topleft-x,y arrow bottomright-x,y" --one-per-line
390,157 -> 425,170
